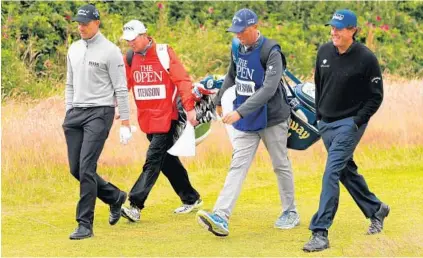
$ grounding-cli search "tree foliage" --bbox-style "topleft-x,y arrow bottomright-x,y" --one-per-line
1,1 -> 422,100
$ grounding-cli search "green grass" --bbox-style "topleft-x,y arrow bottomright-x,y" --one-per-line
2,146 -> 423,256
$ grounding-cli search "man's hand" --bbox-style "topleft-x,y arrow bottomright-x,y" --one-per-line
121,119 -> 130,127
186,109 -> 199,126
222,111 -> 241,125
216,105 -> 223,117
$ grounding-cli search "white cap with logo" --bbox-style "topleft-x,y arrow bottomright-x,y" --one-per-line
121,20 -> 147,41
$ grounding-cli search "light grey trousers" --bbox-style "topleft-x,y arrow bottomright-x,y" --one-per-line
213,120 -> 297,220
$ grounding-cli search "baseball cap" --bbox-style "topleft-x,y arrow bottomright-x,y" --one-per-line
72,4 -> 100,23
227,8 -> 258,33
121,20 -> 148,41
325,9 -> 357,29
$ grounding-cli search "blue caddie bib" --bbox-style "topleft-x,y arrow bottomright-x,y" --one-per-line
232,37 -> 267,132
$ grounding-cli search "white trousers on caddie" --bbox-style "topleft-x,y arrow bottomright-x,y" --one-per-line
213,120 -> 297,220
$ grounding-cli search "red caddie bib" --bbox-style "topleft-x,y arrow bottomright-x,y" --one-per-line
130,44 -> 178,133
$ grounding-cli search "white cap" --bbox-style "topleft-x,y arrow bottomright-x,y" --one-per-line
121,20 -> 147,41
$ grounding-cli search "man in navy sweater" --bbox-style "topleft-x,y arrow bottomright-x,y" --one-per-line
303,9 -> 390,252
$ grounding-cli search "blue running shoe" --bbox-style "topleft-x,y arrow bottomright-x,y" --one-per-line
275,211 -> 300,229
196,210 -> 229,237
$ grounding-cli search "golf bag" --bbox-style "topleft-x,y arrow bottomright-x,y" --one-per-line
173,83 -> 217,145
283,70 -> 320,150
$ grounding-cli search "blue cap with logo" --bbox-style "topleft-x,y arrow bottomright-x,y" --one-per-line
325,9 -> 357,29
72,4 -> 100,23
227,8 -> 258,33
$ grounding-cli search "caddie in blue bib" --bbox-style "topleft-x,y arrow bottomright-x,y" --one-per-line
233,37 -> 267,132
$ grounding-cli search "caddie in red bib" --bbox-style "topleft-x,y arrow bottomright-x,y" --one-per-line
128,43 -> 178,133
119,20 -> 203,222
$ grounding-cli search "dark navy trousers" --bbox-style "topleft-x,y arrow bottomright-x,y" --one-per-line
309,117 -> 382,231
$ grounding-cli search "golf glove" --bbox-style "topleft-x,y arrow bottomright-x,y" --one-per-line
120,126 -> 132,145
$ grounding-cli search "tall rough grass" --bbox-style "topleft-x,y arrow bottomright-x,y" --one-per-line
1,77 -> 421,193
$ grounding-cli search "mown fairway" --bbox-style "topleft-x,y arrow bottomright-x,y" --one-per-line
2,78 -> 422,256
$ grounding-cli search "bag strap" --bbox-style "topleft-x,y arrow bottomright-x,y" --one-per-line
126,49 -> 134,67
281,69 -> 304,107
281,71 -> 296,96
155,44 -> 175,101
259,38 -> 287,70
156,44 -> 170,73
231,38 -> 240,65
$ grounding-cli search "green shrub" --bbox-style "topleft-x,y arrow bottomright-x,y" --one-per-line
1,1 -> 422,101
